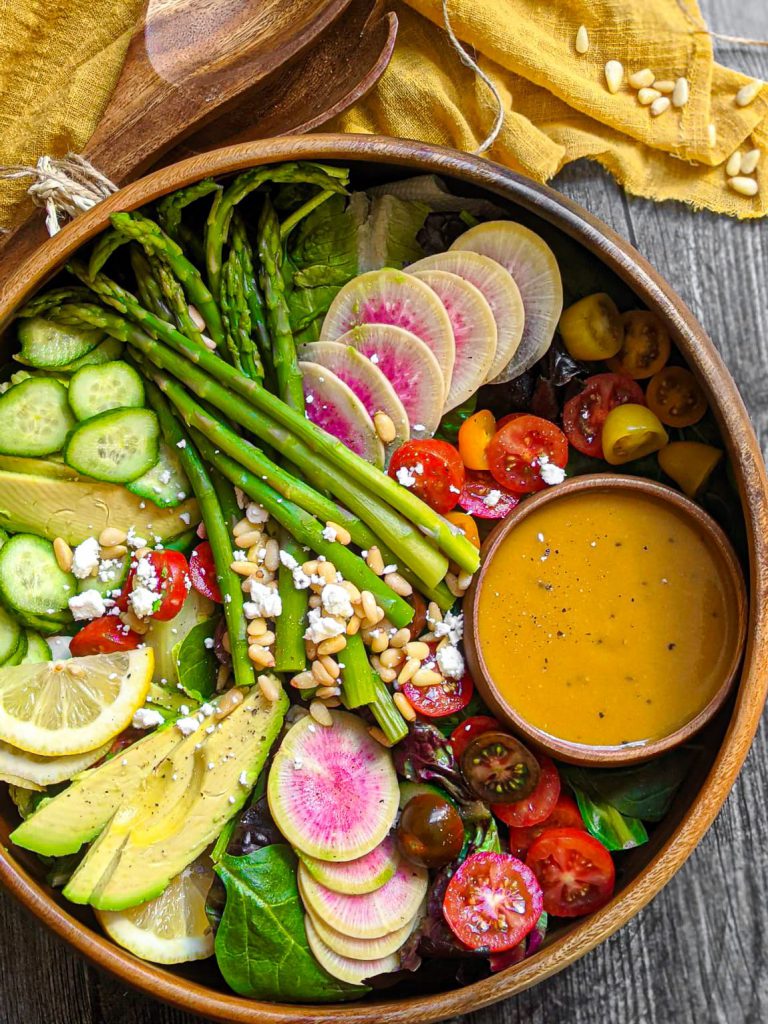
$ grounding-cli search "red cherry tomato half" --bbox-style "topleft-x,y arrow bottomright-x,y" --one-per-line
449,715 -> 500,760
443,851 -> 544,952
562,373 -> 645,459
403,670 -> 474,719
458,470 -> 520,520
189,542 -> 222,603
69,616 -> 143,657
526,827 -> 615,918
508,793 -> 585,859
492,755 -> 561,828
117,550 -> 190,622
486,415 -> 568,494
388,440 -> 465,514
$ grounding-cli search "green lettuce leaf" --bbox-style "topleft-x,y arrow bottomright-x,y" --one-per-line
570,787 -> 648,851
172,618 -> 217,701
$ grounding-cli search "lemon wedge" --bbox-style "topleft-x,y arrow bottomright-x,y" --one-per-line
96,856 -> 215,964
0,737 -> 111,787
0,649 -> 153,756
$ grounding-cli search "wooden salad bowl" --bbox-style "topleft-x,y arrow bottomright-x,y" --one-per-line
0,135 -> 767,1023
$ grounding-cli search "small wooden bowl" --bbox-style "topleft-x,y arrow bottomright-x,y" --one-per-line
463,474 -> 748,767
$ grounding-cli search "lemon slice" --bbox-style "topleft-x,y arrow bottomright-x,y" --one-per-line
96,856 -> 215,964
0,649 -> 153,756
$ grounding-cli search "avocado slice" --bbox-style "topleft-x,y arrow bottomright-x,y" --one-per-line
10,725 -> 184,857
0,455 -> 79,480
0,469 -> 200,545
63,685 -> 288,911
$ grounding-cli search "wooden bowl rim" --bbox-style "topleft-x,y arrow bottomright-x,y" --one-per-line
463,472 -> 748,766
0,134 -> 767,1024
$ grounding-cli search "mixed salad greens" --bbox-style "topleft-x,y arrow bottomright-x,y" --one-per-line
0,162 -> 740,1001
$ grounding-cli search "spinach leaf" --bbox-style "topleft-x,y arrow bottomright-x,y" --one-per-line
214,845 -> 367,1003
561,747 -> 694,822
435,394 -> 477,444
571,787 -> 648,851
172,619 -> 217,700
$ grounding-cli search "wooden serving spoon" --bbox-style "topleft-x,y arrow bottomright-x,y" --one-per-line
0,0 -> 396,275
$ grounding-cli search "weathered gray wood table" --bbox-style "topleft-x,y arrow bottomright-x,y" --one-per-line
0,1 -> 765,1021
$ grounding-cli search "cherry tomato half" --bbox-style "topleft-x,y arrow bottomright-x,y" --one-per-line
562,373 -> 645,458
458,409 -> 496,470
600,404 -> 668,466
507,793 -> 584,859
458,470 -> 519,520
526,827 -> 615,918
461,731 -> 540,803
492,754 -> 561,827
449,715 -> 500,759
444,511 -> 481,550
443,851 -> 544,952
70,616 -> 142,657
646,365 -> 708,428
396,792 -> 465,868
118,550 -> 190,622
559,292 -> 623,362
606,310 -> 671,379
189,542 -> 222,603
389,440 -> 465,514
403,670 -> 474,719
486,415 -> 568,494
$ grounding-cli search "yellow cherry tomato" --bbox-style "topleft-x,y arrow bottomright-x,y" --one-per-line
658,441 -> 722,497
558,292 -> 624,361
458,409 -> 496,470
646,366 -> 708,428
606,310 -> 671,379
445,511 -> 481,549
601,404 -> 669,465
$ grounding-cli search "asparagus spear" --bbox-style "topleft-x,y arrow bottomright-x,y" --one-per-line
156,179 -> 221,248
205,161 -> 349,296
143,381 -> 253,690
225,215 -> 268,379
129,249 -> 173,322
339,633 -> 378,708
63,266 -> 479,575
191,432 -> 414,629
279,189 -> 335,241
220,218 -> 263,380
147,254 -> 206,347
368,675 -> 409,744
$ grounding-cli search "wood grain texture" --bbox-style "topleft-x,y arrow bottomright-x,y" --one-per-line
0,1 -> 766,1022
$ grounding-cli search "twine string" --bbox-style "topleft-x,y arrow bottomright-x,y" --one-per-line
0,153 -> 117,235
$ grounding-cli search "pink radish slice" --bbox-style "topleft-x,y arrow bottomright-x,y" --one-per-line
298,857 -> 429,939
450,221 -> 563,382
267,711 -> 399,862
320,268 -> 456,389
410,269 -> 497,411
336,324 -> 445,436
407,250 -> 523,383
296,342 -> 410,447
304,915 -> 400,985
299,362 -> 384,468
307,901 -> 423,960
298,835 -> 400,895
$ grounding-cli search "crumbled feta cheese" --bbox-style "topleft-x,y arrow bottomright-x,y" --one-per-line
396,466 -> 417,487
436,644 -> 465,680
540,461 -> 566,486
321,583 -> 353,618
200,703 -> 215,717
369,353 -> 380,364
235,487 -> 248,509
179,704 -> 190,716
158,469 -> 172,485
293,757 -> 304,770
433,610 -> 464,645
126,527 -> 147,549
129,586 -> 159,619
132,707 -> 165,729
381,564 -> 397,575
176,439 -> 187,449
485,489 -> 502,508
304,607 -> 346,643
68,589 -> 106,621
245,502 -> 269,524
279,550 -> 298,571
232,550 -> 247,561
413,423 -> 426,432
204,637 -> 215,649
246,582 -> 283,619
292,566 -> 312,590
238,771 -> 249,786
322,524 -> 338,543
179,511 -> 191,526
71,537 -> 100,579
97,557 -> 122,583
46,635 -> 71,660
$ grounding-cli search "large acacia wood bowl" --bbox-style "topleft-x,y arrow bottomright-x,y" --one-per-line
0,135 -> 766,1023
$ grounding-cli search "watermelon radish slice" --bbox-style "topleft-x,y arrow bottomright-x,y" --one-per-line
296,342 -> 410,449
307,900 -> 424,960
305,914 -> 400,985
407,250 -> 524,383
450,221 -> 563,382
298,835 -> 400,895
336,325 -> 445,436
267,711 -> 399,862
299,362 -> 384,468
320,268 -> 456,389
410,269 -> 497,411
298,857 -> 428,939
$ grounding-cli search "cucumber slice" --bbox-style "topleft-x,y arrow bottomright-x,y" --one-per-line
57,337 -> 124,373
77,552 -> 129,597
0,378 -> 75,457
0,534 -> 76,617
126,441 -> 190,508
17,317 -> 104,368
20,632 -> 52,665
15,610 -> 74,637
3,631 -> 29,666
69,362 -> 145,421
64,408 -> 159,483
0,605 -> 22,664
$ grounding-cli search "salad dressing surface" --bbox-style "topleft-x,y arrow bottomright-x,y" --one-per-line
477,490 -> 741,747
